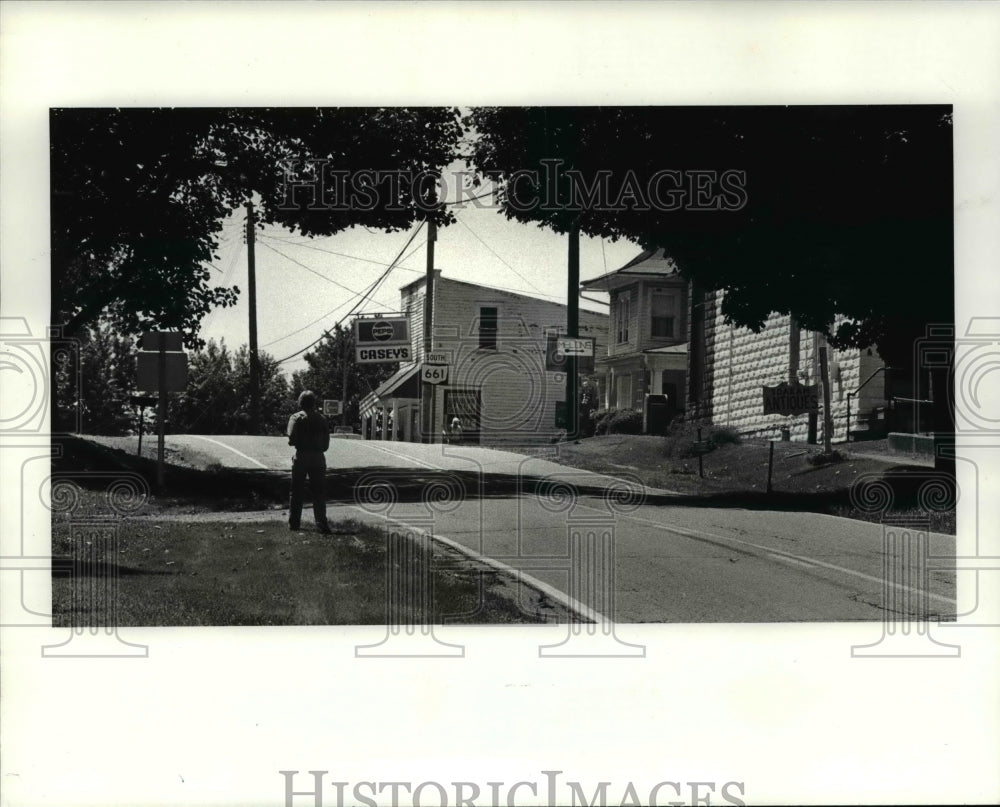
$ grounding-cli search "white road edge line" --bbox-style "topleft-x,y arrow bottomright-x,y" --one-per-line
347,506 -> 605,625
186,435 -> 270,470
578,502 -> 957,607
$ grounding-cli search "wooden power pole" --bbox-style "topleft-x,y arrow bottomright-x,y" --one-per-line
819,345 -> 834,452
566,224 -> 580,438
246,200 -> 262,434
421,219 -> 437,442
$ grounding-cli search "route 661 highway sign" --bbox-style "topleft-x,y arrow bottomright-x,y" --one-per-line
421,364 -> 449,384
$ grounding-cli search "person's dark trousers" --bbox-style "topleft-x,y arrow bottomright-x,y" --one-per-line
289,450 -> 329,530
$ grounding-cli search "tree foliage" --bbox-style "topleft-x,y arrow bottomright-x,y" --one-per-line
172,340 -> 291,435
289,324 -> 398,429
53,320 -> 139,435
466,106 -> 953,367
51,107 -> 464,344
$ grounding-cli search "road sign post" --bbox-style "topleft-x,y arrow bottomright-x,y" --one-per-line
129,394 -> 157,458
137,332 -> 187,490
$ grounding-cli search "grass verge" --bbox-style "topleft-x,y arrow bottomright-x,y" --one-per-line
51,517 -> 571,626
550,434 -> 956,534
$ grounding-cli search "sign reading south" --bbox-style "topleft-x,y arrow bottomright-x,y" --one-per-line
354,315 -> 411,364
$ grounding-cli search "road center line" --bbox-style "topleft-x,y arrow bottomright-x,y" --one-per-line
362,442 -> 446,470
186,435 -> 270,469
577,502 -> 957,606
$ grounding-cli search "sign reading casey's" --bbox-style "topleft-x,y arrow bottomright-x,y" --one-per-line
354,316 -> 411,364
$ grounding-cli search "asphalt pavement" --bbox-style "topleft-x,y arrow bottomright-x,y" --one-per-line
87,433 -> 957,623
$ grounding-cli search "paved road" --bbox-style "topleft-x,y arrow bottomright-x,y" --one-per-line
88,433 -> 957,623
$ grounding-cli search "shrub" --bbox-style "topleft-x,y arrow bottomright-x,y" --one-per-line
663,420 -> 743,458
607,408 -> 643,435
707,427 -> 742,449
806,449 -> 846,467
592,408 -> 616,436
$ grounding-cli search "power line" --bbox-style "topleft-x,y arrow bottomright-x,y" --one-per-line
273,222 -> 425,365
456,213 -> 551,298
260,236 -> 425,350
442,189 -> 495,207
261,294 -> 361,349
256,232 -> 424,274
256,239 -> 372,297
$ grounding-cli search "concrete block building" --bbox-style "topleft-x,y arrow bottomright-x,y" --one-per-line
583,248 -> 891,443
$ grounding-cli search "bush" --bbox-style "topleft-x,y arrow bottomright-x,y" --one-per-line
806,449 -> 845,467
663,420 -> 743,458
606,408 -> 643,435
592,408 -> 616,436
707,427 -> 742,449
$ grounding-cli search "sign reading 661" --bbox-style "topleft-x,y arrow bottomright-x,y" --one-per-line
421,364 -> 449,385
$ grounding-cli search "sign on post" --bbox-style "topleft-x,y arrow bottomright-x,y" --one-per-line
136,352 -> 188,392
354,316 -> 411,364
546,334 -> 596,373
762,380 -> 819,416
136,331 -> 187,489
556,336 -> 595,357
139,331 -> 183,352
421,364 -> 449,385
323,400 -> 342,417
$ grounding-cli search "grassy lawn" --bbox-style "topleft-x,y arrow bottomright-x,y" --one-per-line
51,517 -> 568,626
550,433 -> 956,534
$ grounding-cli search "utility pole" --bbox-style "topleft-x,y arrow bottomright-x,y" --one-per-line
421,218 -> 437,442
246,200 -> 262,434
566,224 -> 580,439
341,330 -> 349,430
819,345 -> 834,453
156,334 -> 166,489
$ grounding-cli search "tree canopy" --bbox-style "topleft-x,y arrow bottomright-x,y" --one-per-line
173,339 -> 291,435
290,324 -> 398,429
50,107 -> 463,344
466,106 -> 953,367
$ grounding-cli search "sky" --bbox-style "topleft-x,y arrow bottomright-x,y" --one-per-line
197,170 -> 643,375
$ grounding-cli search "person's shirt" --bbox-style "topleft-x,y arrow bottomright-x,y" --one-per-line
287,409 -> 330,453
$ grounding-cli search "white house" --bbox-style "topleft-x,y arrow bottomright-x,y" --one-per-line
360,271 -> 608,446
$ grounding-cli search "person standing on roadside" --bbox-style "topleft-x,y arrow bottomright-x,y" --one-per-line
287,390 -> 331,534
449,416 -> 464,445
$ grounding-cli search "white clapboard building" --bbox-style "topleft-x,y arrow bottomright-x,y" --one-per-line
359,271 -> 608,445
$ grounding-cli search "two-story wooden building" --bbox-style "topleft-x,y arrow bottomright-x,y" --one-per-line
580,248 -> 690,419
582,248 -> 891,443
360,271 -> 609,446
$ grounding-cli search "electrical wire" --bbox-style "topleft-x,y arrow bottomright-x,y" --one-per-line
456,212 -> 552,297
260,238 -> 424,349
256,239 -> 377,297
256,232 -> 424,274
273,222 -> 425,365
442,189 -> 495,207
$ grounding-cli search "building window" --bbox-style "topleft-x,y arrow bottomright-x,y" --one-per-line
479,306 -> 498,349
616,294 -> 630,344
651,291 -> 677,338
